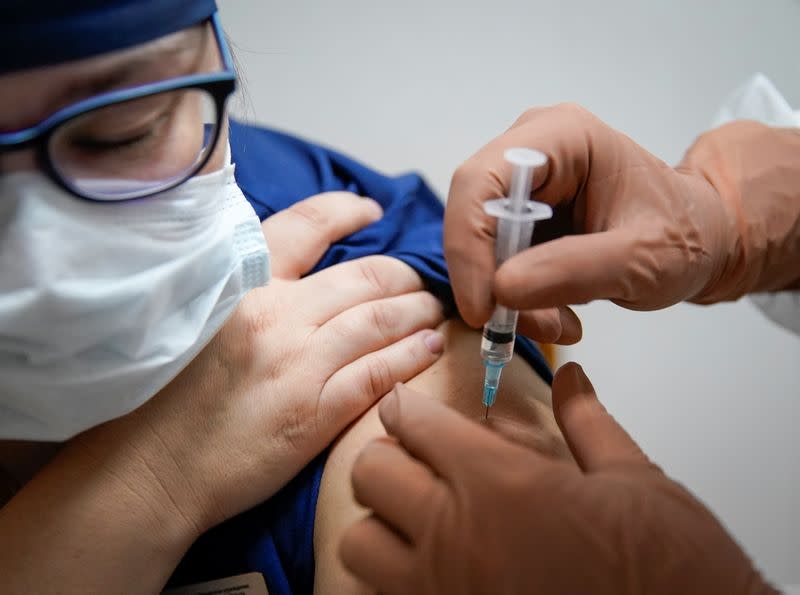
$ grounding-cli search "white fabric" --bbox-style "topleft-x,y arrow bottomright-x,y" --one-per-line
712,73 -> 800,336
0,155 -> 270,440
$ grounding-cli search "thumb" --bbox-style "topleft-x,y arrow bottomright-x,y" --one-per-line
552,363 -> 650,472
494,228 -> 646,311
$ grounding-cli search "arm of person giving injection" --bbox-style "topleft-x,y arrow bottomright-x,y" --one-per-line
339,103 -> 800,594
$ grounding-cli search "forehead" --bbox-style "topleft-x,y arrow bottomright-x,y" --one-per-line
0,26 -> 205,132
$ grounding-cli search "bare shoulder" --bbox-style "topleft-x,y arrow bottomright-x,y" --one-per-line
312,319 -> 572,595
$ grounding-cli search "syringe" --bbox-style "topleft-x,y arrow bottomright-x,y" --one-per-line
481,148 -> 553,419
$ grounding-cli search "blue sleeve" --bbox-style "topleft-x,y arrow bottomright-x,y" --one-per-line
229,120 -> 551,382
229,120 -> 452,307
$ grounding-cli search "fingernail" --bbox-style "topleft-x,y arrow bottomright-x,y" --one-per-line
423,330 -> 444,354
364,198 -> 384,219
558,362 -> 593,393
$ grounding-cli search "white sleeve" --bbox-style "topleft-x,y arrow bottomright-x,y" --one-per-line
750,292 -> 800,336
712,73 -> 800,336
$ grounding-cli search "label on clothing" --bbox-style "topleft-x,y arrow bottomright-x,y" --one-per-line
162,572 -> 268,595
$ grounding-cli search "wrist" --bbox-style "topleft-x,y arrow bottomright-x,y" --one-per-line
683,122 -> 800,302
0,432 -> 200,593
72,412 -> 210,548
689,179 -> 748,305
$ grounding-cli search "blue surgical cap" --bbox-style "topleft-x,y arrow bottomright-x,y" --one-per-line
0,0 -> 218,75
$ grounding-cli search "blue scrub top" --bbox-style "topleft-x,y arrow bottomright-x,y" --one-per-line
167,120 -> 552,595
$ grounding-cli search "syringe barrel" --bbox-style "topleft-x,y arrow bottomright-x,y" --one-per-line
481,319 -> 516,364
479,149 -> 551,408
480,210 -> 535,365
495,215 -> 535,266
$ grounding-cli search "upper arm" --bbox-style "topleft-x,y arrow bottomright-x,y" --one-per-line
312,319 -> 572,595
0,441 -> 60,508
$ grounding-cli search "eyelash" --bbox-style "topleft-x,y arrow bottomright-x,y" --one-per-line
74,129 -> 154,151
72,112 -> 169,153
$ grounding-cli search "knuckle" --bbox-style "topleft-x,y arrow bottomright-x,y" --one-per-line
289,199 -> 329,232
403,337 -> 428,370
364,354 -> 395,400
553,101 -> 591,119
533,310 -> 562,343
517,105 -> 548,124
494,262 -> 525,298
223,291 -> 277,349
317,191 -> 372,215
356,256 -> 395,295
367,301 -> 398,339
276,401 -> 316,454
450,161 -> 479,193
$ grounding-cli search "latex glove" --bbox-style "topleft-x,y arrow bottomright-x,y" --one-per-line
340,366 -> 778,595
72,192 -> 446,535
445,104 -> 800,327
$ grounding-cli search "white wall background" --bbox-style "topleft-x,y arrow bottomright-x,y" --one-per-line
219,0 -> 800,585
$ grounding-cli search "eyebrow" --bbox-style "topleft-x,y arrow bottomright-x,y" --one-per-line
57,28 -> 207,107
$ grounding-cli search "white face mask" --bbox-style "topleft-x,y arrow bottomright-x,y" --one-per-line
0,153 -> 270,440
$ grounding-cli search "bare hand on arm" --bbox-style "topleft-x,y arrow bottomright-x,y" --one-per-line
0,192 -> 445,594
340,368 -> 778,595
446,105 -> 800,328
140,192 -> 446,528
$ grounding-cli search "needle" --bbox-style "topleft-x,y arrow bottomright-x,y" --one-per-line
484,405 -> 489,421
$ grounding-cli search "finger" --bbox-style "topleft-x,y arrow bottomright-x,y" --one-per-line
443,173 -> 500,328
261,192 -> 383,279
516,306 -> 583,345
339,516 -> 415,595
351,438 -> 442,541
444,104 -> 599,327
319,330 -> 445,435
495,103 -> 645,207
552,362 -> 650,472
494,228 -> 645,310
299,255 -> 425,325
377,383 -> 536,477
316,291 -> 444,368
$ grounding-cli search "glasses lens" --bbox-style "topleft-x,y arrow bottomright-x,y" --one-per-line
49,88 -> 218,201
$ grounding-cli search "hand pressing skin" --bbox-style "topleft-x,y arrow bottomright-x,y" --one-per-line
446,104 -> 800,330
340,365 -> 778,595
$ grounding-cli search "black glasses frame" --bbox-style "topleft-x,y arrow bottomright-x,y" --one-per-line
0,12 -> 236,202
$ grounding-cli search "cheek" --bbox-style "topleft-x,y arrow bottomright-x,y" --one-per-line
0,149 -> 37,173
198,116 -> 229,174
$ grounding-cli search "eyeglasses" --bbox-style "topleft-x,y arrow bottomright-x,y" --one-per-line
0,12 -> 236,202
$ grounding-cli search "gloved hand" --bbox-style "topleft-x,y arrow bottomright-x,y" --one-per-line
445,104 -> 800,328
340,366 -> 778,595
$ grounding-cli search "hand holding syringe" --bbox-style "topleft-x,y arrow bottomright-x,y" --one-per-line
481,148 -> 552,419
